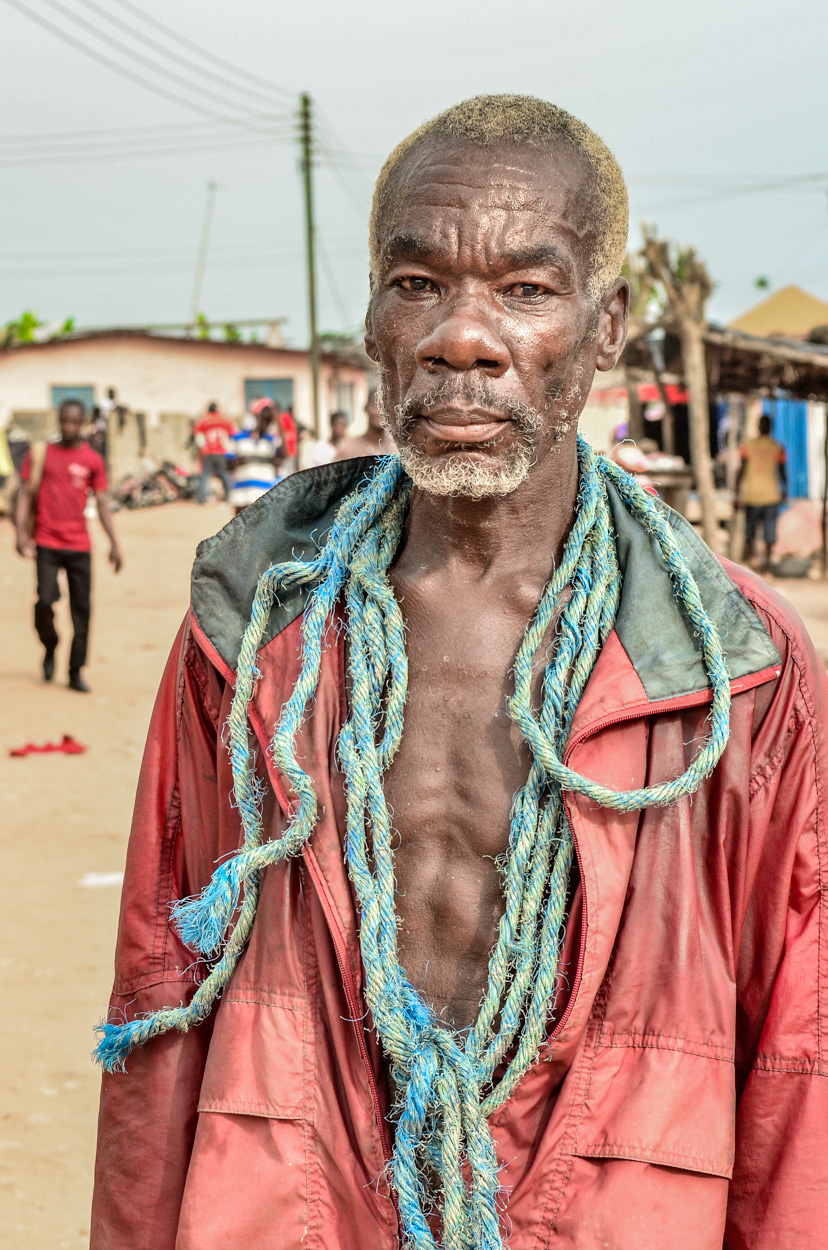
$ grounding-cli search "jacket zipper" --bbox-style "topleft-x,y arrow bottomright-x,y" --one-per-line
548,662 -> 780,1043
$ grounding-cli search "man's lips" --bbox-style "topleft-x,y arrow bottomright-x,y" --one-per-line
417,407 -> 511,445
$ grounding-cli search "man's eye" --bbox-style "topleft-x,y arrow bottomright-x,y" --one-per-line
396,276 -> 434,293
507,283 -> 546,299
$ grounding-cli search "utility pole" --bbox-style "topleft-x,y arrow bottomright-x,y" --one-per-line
189,180 -> 218,333
299,92 -> 321,436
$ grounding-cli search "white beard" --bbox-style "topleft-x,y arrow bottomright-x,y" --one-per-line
394,436 -> 536,499
378,371 -> 585,500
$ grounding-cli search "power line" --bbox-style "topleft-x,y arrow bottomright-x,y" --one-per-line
0,118 -> 267,148
109,0 -> 295,102
0,234 -> 362,264
34,0 -> 286,119
72,0 -> 287,111
630,171 -> 828,188
0,119 -> 296,152
0,250 -> 359,280
0,131 -> 296,168
318,235 -> 353,328
0,0 -> 281,127
315,109 -> 374,218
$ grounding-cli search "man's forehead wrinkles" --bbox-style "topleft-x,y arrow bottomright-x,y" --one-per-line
404,176 -> 567,210
385,214 -> 584,262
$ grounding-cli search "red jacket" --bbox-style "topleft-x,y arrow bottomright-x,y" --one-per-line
92,460 -> 828,1249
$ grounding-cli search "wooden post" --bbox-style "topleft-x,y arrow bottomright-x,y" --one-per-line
677,321 -> 718,547
299,93 -> 321,437
624,368 -> 644,441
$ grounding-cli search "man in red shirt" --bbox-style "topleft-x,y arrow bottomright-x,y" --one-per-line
15,398 -> 123,692
193,402 -> 236,503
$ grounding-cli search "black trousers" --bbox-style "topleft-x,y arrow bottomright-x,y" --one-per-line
35,545 -> 92,673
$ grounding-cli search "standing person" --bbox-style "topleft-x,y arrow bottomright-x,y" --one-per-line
227,399 -> 283,514
300,409 -> 349,469
100,386 -> 128,435
193,402 -> 235,504
88,405 -> 108,468
334,385 -> 397,460
15,399 -> 122,692
93,96 -> 828,1250
736,413 -> 787,569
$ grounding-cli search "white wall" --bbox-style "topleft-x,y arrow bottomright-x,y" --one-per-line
0,335 -> 369,438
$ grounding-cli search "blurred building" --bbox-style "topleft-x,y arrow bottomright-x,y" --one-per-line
728,285 -> 828,341
0,328 -> 370,477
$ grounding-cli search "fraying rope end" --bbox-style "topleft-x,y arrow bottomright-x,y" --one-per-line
170,863 -> 239,956
93,1018 -> 145,1073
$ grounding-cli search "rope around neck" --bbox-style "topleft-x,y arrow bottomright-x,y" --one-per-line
94,437 -> 731,1249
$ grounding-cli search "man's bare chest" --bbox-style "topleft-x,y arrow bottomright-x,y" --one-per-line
380,582 -> 550,1023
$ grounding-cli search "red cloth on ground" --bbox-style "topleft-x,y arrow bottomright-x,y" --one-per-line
9,734 -> 86,757
21,442 -> 106,552
193,413 -> 236,457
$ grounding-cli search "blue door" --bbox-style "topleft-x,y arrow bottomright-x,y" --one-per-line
244,378 -> 294,411
763,397 -> 808,498
52,384 -> 95,414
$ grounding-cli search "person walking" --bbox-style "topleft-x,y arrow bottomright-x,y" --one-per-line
193,402 -> 235,503
15,398 -> 122,692
736,413 -> 788,570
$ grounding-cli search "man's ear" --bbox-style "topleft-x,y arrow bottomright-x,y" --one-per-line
594,278 -> 629,372
364,304 -> 379,362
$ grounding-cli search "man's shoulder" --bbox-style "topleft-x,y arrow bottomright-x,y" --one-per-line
190,456 -> 378,672
720,558 -> 819,675
79,441 -> 105,469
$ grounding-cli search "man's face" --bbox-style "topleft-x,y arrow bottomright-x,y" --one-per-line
59,404 -> 85,443
365,139 -> 628,497
331,414 -> 348,441
258,405 -> 276,433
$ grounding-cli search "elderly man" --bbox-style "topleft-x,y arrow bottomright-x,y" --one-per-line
92,97 -> 827,1250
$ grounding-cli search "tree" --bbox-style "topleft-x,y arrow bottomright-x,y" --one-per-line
3,310 -> 43,347
641,227 -> 718,548
620,253 -> 662,443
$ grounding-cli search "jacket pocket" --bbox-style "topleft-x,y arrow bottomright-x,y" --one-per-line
196,988 -> 309,1119
572,1038 -> 736,1178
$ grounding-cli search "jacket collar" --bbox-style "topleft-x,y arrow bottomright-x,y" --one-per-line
191,456 -> 779,702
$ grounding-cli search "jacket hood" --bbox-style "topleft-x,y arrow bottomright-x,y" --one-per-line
191,456 -> 779,701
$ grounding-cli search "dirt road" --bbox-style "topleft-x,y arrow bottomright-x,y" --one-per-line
0,501 -> 231,1249
2,500 -> 828,1248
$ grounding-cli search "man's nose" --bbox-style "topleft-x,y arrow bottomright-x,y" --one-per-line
415,296 -> 510,376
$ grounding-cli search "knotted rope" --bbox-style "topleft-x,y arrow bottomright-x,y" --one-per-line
95,437 -> 731,1249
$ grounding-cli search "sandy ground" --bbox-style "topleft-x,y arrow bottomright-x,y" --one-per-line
2,501 -> 828,1248
0,501 -> 231,1249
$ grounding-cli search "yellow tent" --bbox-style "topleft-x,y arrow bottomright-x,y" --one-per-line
729,285 -> 828,340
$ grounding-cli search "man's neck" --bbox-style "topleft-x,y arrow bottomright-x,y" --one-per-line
394,435 -> 580,583
59,437 -> 84,450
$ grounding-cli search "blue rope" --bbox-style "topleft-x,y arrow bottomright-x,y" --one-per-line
94,438 -> 731,1248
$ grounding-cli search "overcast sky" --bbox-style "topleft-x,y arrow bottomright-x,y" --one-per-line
1,0 -> 826,344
